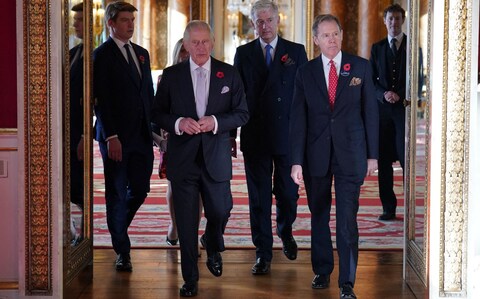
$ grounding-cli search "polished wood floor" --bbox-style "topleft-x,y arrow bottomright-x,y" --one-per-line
77,248 -> 415,299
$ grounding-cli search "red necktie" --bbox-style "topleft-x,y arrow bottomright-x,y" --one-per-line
328,60 -> 338,110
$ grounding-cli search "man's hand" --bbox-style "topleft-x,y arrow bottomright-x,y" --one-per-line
198,116 -> 215,133
366,159 -> 378,177
179,117 -> 202,135
384,91 -> 400,103
107,137 -> 122,162
76,136 -> 84,161
291,165 -> 303,185
230,137 -> 237,158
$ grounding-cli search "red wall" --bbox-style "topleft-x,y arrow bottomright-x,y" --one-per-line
0,1 -> 17,128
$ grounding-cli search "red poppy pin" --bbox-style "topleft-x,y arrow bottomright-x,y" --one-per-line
343,63 -> 351,71
139,55 -> 145,64
280,53 -> 295,66
216,71 -> 224,78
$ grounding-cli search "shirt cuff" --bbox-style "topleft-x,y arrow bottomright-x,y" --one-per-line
175,117 -> 184,135
105,135 -> 118,142
211,115 -> 218,134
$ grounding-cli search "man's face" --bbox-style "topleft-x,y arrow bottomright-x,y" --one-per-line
73,11 -> 83,39
108,11 -> 135,43
183,27 -> 214,66
251,8 -> 279,44
384,11 -> 405,37
313,20 -> 343,60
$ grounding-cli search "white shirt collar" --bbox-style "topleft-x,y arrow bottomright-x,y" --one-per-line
259,35 -> 279,50
190,57 -> 212,73
111,36 -> 131,49
321,51 -> 342,70
388,32 -> 404,45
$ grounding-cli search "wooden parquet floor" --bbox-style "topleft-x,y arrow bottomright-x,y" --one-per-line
77,248 -> 416,299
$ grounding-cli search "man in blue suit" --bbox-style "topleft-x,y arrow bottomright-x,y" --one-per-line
93,1 -> 154,272
290,15 -> 379,299
234,0 -> 308,275
152,21 -> 248,297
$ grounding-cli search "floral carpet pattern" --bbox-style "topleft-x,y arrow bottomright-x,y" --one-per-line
93,142 -> 410,249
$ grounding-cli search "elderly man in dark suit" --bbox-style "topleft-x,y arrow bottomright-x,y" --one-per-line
290,14 -> 379,299
370,4 -> 407,221
152,21 -> 248,297
233,0 -> 308,275
93,1 -> 154,272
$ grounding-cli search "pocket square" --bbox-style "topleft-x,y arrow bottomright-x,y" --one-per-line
221,86 -> 230,94
349,77 -> 362,86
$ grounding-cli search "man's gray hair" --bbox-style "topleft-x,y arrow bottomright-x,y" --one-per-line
250,0 -> 279,21
183,20 -> 214,41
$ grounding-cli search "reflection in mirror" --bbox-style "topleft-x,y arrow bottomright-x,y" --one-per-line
69,1 -> 85,247
414,0 -> 429,250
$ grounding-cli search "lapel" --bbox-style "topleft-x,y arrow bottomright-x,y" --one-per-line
335,51 -> 351,103
310,57 -> 328,102
183,61 -> 198,117
107,38 -> 141,90
70,44 -> 83,80
264,37 -> 286,84
249,39 -> 269,76
206,58 -> 223,116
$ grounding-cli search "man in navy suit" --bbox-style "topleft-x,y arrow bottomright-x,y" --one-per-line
290,15 -> 379,299
152,21 -> 248,297
69,2 -> 84,245
233,0 -> 308,275
370,4 -> 407,221
93,1 -> 154,272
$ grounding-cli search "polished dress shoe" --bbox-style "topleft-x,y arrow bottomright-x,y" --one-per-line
206,252 -> 223,277
312,274 -> 330,289
280,235 -> 298,260
340,283 -> 356,298
251,257 -> 271,275
179,281 -> 198,297
115,253 -> 132,272
378,212 -> 396,221
166,236 -> 178,246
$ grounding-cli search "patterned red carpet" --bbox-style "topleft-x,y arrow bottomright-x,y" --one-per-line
93,141 -> 408,249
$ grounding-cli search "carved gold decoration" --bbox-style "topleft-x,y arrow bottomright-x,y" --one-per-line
439,0 -> 470,295
23,0 -> 52,295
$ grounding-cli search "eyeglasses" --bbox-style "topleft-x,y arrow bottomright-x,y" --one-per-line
255,17 -> 276,27
189,39 -> 212,47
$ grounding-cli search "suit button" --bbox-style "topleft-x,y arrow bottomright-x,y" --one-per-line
277,97 -> 282,102
282,81 -> 286,85
278,116 -> 282,119
331,119 -> 334,123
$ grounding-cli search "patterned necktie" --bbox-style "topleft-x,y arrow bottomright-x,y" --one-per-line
328,60 -> 338,110
265,44 -> 272,67
195,67 -> 207,118
124,44 -> 141,85
390,38 -> 398,56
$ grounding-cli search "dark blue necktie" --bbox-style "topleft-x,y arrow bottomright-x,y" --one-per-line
390,38 -> 398,56
124,44 -> 141,86
265,44 -> 272,67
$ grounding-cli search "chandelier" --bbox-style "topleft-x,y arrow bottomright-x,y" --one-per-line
227,0 -> 254,17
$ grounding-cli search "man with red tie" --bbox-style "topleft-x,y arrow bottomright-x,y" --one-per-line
290,14 -> 379,299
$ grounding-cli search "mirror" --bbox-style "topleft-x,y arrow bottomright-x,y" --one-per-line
404,0 -> 430,296
63,0 -> 93,295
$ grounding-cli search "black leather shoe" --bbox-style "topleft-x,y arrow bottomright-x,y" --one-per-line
378,212 -> 396,221
166,236 -> 178,246
251,257 -> 271,275
312,274 -> 330,289
206,252 -> 223,277
115,253 -> 132,272
340,283 -> 356,298
200,234 -> 207,249
280,235 -> 298,260
179,281 -> 198,297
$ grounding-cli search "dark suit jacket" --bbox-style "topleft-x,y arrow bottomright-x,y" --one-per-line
152,58 -> 249,182
290,52 -> 379,179
234,37 -> 307,155
93,37 -> 154,145
370,35 -> 407,105
70,44 -> 83,149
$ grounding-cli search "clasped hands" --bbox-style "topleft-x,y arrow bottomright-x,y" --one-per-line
384,91 -> 400,104
179,116 -> 215,135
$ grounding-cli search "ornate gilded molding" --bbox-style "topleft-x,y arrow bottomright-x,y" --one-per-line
23,0 -> 53,295
439,0 -> 471,295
